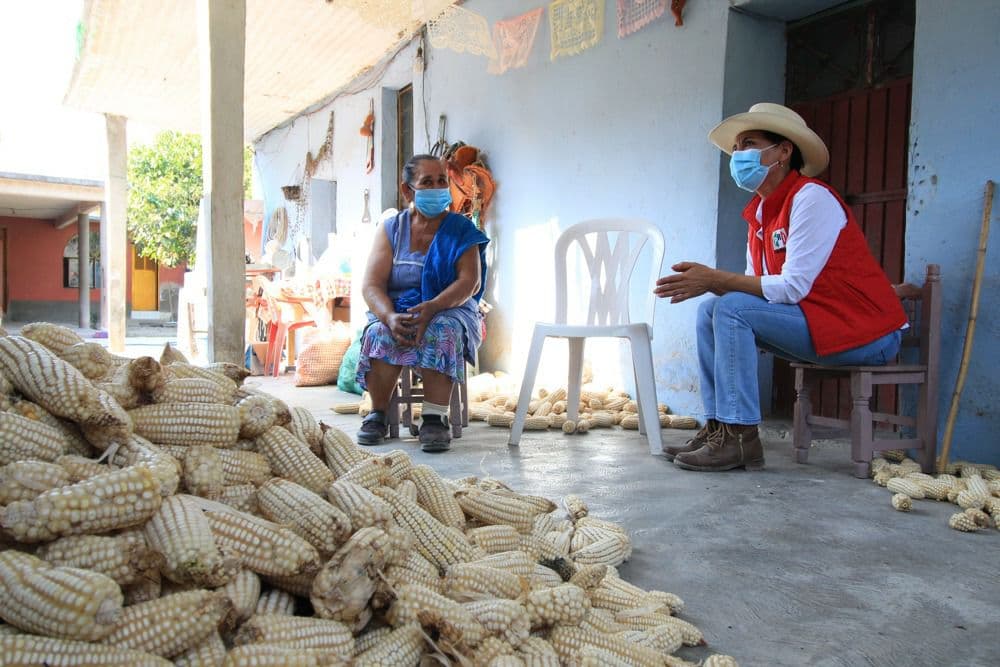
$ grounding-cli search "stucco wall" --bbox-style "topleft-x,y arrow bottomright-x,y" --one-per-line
412,0 -> 731,415
909,1 -> 1000,464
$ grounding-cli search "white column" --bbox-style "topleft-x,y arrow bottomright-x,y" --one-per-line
198,0 -> 246,364
77,212 -> 91,328
98,204 -> 108,330
103,114 -> 128,352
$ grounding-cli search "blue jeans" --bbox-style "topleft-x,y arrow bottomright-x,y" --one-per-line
697,293 -> 902,425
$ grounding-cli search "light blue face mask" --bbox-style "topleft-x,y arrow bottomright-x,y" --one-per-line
729,144 -> 778,192
412,187 -> 452,217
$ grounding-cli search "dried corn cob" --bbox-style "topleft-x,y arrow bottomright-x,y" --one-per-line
407,464 -> 466,531
956,490 -> 988,510
220,569 -> 261,625
1,464 -> 162,542
159,342 -> 189,365
523,415 -> 551,430
563,494 -> 588,521
525,583 -> 590,628
916,478 -> 952,501
620,414 -> 640,430
333,402 -> 360,414
530,564 -> 566,588
0,411 -> 68,464
516,636 -> 561,665
548,626 -> 663,666
655,615 -> 706,646
35,531 -> 161,586
0,460 -> 71,503
220,645 -> 336,666
255,589 -> 297,616
470,403 -> 495,420
379,550 -> 442,599
256,426 -> 334,495
0,635 -> 172,666
183,446 -> 224,498
668,415 -> 699,429
386,583 -> 485,649
205,504 -> 321,577
891,493 -> 912,511
579,646 -> 629,666
217,449 -> 271,486
173,631 -> 226,667
396,478 -> 418,501
473,550 -> 537,577
468,525 -> 522,554
205,362 -> 249,385
581,608 -> 628,634
144,494 -> 235,586
472,636 -> 518,664
310,526 -> 404,629
703,655 -> 740,667
233,614 -> 353,657
57,342 -> 113,380
101,590 -> 230,658
353,624 -> 426,666
381,449 -> 414,484
287,407 -> 323,453
164,363 -> 238,391
964,475 -> 991,498
122,569 -> 162,606
95,380 -> 145,410
154,378 -> 235,405
373,485 -> 478,573
237,395 -> 278,439
55,454 -> 108,482
443,563 -> 526,601
456,488 -> 537,533
257,478 -> 351,553
319,423 -> 371,475
338,457 -> 396,490
962,507 -> 991,528
568,564 -> 608,591
886,478 -> 925,499
486,413 -> 515,427
19,322 -> 83,355
326,478 -> 393,531
562,420 -> 577,433
130,403 -> 240,448
0,550 -> 123,641
263,570 -> 317,598
110,436 -> 181,496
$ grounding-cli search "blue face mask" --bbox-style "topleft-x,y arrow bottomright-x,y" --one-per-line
729,144 -> 778,192
412,187 -> 452,217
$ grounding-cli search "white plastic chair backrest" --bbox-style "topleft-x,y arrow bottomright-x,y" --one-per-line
554,218 -> 665,327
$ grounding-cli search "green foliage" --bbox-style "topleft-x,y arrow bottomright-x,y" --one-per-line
127,131 -> 254,267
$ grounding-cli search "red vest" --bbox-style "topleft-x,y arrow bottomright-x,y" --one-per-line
743,171 -> 907,356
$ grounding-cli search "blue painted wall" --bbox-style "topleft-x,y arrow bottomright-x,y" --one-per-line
909,0 -> 1000,464
419,0 -> 733,417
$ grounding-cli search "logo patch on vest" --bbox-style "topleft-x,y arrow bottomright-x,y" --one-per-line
771,229 -> 788,252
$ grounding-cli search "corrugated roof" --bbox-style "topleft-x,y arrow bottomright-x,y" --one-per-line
65,0 -> 454,140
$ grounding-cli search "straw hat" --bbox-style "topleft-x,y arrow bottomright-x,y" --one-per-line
708,103 -> 830,177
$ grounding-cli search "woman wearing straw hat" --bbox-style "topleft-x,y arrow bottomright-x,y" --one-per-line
654,103 -> 907,472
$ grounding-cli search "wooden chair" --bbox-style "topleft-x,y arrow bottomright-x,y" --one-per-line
791,264 -> 941,478
386,364 -> 470,439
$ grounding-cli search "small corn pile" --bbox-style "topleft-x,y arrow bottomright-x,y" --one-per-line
334,372 -> 702,435
0,323 -> 737,666
873,450 -> 1000,534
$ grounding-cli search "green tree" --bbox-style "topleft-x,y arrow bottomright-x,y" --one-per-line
127,131 -> 253,267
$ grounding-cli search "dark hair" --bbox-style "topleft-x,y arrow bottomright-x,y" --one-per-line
401,154 -> 442,186
760,131 -> 804,172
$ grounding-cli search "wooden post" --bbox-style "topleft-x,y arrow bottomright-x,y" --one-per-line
198,0 -> 247,364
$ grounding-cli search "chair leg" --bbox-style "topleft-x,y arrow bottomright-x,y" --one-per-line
850,372 -> 874,479
387,382 -> 400,439
449,381 -> 462,439
510,329 -> 546,446
792,368 -> 814,464
916,378 -> 938,473
628,330 -> 662,455
566,337 -> 585,424
401,369 -> 415,436
270,325 -> 289,377
460,370 -> 470,428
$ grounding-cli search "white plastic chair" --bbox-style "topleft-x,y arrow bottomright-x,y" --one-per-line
508,218 -> 666,454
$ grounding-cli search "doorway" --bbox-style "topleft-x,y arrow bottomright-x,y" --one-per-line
771,0 -> 915,418
131,245 -> 159,312
396,84 -> 414,211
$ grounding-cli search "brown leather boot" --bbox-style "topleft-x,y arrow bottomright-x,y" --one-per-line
673,423 -> 765,472
662,419 -> 719,461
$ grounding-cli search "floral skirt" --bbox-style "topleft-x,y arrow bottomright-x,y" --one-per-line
356,314 -> 468,389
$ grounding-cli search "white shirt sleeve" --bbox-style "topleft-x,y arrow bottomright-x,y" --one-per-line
745,244 -> 756,277
759,183 -> 847,304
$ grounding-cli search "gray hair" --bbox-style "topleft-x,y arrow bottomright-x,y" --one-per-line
401,154 -> 442,186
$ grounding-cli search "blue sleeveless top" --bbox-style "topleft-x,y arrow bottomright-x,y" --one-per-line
375,209 -> 488,362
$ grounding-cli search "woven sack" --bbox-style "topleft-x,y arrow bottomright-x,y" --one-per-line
293,322 -> 352,387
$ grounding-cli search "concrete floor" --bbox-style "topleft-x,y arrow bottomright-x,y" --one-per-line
252,375 -> 1000,667
10,324 -> 997,665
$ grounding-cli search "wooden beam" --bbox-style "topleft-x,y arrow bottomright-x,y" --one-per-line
53,203 -> 100,230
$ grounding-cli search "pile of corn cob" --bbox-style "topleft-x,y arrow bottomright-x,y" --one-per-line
334,372 -> 701,435
873,450 -> 1000,533
0,323 -> 738,666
